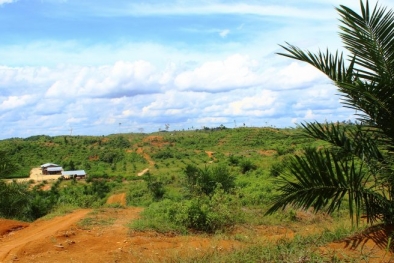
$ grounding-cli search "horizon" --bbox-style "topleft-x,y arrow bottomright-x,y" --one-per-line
1,0 -> 390,140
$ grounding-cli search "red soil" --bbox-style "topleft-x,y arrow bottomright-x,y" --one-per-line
0,207 -> 243,263
106,193 -> 127,206
1,196 -> 393,262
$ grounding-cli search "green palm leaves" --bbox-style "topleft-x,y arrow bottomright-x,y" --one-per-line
0,150 -> 18,178
268,1 -> 394,225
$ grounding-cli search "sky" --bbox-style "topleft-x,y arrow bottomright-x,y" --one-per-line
0,0 -> 391,139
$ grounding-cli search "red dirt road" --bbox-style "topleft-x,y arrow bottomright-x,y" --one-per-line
0,207 -> 242,263
0,209 -> 90,263
1,203 -> 394,262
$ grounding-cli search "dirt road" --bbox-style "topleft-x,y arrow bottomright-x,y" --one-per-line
0,209 -> 90,263
0,195 -> 393,262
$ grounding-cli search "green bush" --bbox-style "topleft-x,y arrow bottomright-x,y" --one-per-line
269,161 -> 285,177
183,164 -> 235,196
239,159 -> 257,174
131,188 -> 243,233
0,179 -> 61,221
126,180 -> 151,206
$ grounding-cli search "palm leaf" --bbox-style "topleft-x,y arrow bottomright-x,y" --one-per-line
337,1 -> 394,82
272,0 -> 394,226
277,44 -> 354,83
300,121 -> 384,162
266,147 -> 385,225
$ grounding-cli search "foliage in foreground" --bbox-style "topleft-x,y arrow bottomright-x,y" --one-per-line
131,187 -> 243,234
0,178 -> 116,221
267,0 -> 394,225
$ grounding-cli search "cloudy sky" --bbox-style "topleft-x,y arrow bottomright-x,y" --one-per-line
0,0 -> 389,139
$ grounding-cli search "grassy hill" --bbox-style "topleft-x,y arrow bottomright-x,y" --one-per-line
1,126 -> 316,179
1,125 -> 388,262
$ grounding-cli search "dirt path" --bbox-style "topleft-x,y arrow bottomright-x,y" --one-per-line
0,209 -> 90,262
1,207 -> 393,262
10,167 -> 62,183
106,193 -> 127,206
0,207 -> 242,263
137,168 -> 149,176
136,147 -> 155,166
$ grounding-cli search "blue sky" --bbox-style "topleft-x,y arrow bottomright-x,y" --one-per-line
0,0 -> 390,139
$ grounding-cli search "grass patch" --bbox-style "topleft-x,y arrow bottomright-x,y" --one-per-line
166,226 -> 365,263
41,204 -> 80,220
77,209 -> 116,230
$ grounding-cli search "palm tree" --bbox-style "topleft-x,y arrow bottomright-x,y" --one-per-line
266,0 -> 394,225
0,150 -> 18,178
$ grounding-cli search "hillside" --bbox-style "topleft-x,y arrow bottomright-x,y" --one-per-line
1,126 -> 393,262
1,127 -> 312,179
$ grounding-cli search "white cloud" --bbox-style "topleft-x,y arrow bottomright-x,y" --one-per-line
175,54 -> 260,92
0,0 -> 16,5
66,117 -> 87,124
227,90 -> 276,116
0,95 -> 36,110
262,62 -> 328,90
94,2 -> 334,20
219,29 -> 230,38
0,0 -> 366,138
44,61 -> 162,99
197,117 -> 229,125
304,109 -> 315,119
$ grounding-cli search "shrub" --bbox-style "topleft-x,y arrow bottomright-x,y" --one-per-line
183,164 -> 235,196
228,154 -> 240,165
239,159 -> 257,174
144,172 -> 166,200
131,188 -> 243,233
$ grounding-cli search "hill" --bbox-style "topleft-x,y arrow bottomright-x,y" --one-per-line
1,126 -> 393,262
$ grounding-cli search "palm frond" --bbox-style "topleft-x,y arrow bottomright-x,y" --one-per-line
300,121 -> 384,162
337,1 -> 394,83
279,0 -> 394,150
277,44 -> 354,83
266,147 -> 385,225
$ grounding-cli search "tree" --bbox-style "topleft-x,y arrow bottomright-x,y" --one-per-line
184,164 -> 235,196
0,150 -> 18,178
266,0 -> 394,225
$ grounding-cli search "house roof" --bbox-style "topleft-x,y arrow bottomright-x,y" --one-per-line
47,167 -> 63,172
62,170 -> 86,176
41,163 -> 61,168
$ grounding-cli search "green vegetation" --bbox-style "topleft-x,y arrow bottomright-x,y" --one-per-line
267,0 -> 394,226
1,1 -> 393,261
167,226 -> 361,263
0,126 -> 317,225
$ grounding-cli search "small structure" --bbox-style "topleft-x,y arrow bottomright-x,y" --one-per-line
41,163 -> 63,175
61,170 -> 87,180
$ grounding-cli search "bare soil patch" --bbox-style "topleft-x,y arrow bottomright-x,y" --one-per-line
136,147 -> 155,166
106,193 -> 127,206
0,219 -> 29,237
137,168 -> 149,176
322,225 -> 394,262
1,207 -> 393,263
205,151 -> 214,158
143,136 -> 168,147
258,149 -> 277,156
0,208 -> 243,263
0,209 -> 90,263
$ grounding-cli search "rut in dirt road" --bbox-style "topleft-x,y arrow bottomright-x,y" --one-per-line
0,209 -> 90,262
